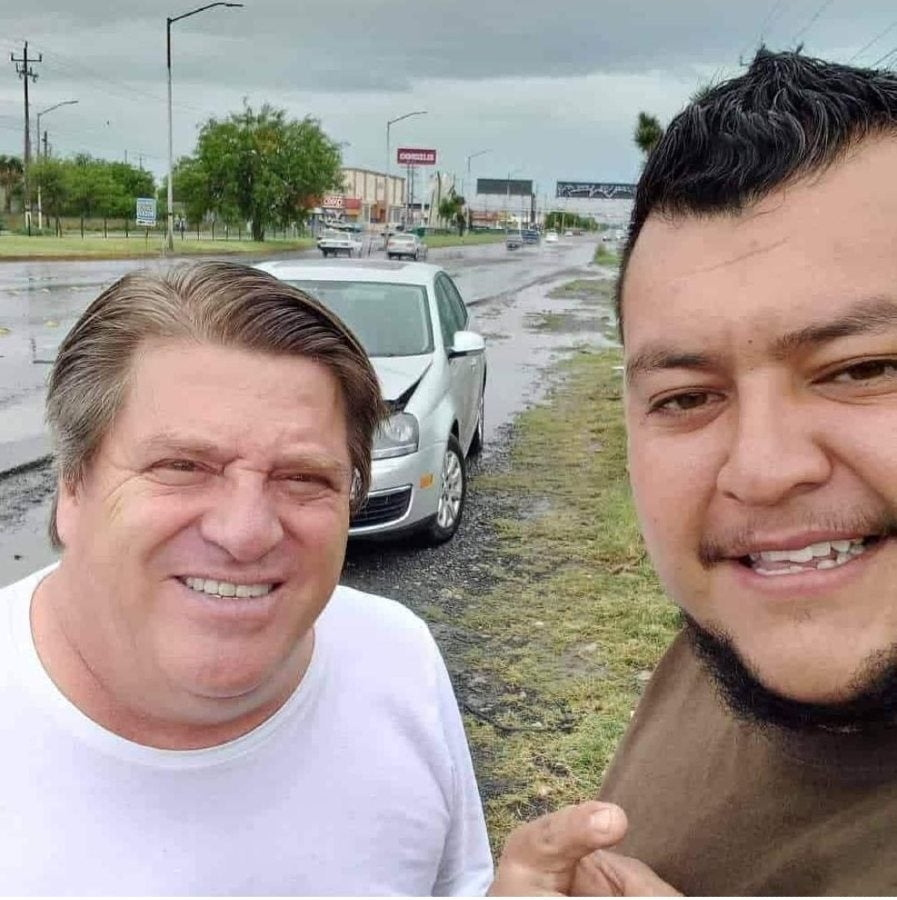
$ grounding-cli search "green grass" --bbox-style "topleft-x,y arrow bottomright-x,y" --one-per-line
0,233 -> 315,260
424,232 -> 508,249
594,243 -> 621,266
461,347 -> 679,853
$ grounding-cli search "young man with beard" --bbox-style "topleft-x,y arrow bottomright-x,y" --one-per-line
577,48 -> 897,895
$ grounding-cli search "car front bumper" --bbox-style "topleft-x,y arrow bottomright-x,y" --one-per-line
349,440 -> 444,537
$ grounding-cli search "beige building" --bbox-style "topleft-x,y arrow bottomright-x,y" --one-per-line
338,167 -> 406,225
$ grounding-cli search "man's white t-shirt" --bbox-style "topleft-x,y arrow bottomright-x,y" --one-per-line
0,567 -> 493,895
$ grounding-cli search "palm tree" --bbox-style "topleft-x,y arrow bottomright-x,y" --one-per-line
438,192 -> 466,235
0,155 -> 24,213
634,113 -> 664,158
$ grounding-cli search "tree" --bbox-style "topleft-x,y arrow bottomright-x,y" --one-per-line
634,112 -> 664,157
0,155 -> 23,214
189,101 -> 344,241
29,158 -> 66,235
438,192 -> 466,235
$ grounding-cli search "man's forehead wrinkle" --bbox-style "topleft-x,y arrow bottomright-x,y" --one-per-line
683,236 -> 791,278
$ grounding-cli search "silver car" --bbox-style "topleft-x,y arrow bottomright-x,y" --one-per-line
386,232 -> 428,260
255,259 -> 487,544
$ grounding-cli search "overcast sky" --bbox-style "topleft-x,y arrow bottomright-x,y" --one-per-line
3,0 -> 897,206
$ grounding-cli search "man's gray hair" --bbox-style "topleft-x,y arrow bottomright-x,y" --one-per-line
46,260 -> 386,547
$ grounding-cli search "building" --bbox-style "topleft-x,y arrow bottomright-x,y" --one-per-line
328,167 -> 406,226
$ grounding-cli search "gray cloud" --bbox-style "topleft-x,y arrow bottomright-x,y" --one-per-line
2,1 -> 896,198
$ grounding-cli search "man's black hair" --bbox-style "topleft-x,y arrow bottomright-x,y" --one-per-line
616,48 -> 897,338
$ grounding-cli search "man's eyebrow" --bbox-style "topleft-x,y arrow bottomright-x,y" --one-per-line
625,350 -> 722,385
771,296 -> 897,358
625,297 -> 897,384
138,434 -> 351,478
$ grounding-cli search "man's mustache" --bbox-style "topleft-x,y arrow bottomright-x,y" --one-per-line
698,509 -> 897,567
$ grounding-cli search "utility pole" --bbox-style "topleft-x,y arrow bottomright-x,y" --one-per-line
11,42 -> 42,236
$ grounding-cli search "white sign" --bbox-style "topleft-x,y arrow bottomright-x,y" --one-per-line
322,194 -> 345,209
136,197 -> 157,226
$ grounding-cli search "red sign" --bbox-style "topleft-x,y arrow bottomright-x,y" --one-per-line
343,197 -> 362,211
397,147 -> 437,166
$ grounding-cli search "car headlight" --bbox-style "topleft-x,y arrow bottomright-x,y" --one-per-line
372,412 -> 419,460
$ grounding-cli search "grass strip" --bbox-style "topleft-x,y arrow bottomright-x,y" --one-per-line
462,347 -> 679,852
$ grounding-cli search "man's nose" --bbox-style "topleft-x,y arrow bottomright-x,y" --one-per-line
199,473 -> 284,562
716,386 -> 831,507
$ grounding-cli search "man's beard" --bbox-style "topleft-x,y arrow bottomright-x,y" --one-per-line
683,613 -> 897,734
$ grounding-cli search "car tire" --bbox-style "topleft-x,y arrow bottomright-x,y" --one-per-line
423,434 -> 467,545
468,385 -> 485,457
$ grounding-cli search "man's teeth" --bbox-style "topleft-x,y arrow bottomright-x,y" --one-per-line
747,538 -> 870,575
182,577 -> 274,598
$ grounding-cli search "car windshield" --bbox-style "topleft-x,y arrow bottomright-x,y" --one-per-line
391,235 -> 415,242
288,280 -> 433,357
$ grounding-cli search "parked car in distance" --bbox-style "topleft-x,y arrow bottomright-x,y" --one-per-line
255,259 -> 487,544
317,228 -> 363,258
387,232 -> 428,260
505,230 -> 523,249
544,230 -> 559,243
564,230 -> 574,237
522,228 -> 540,244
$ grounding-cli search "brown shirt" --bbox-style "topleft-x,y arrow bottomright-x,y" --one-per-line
599,631 -> 897,895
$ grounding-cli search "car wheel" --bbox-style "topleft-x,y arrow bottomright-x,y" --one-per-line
468,385 -> 485,456
321,249 -> 329,258
423,434 -> 467,544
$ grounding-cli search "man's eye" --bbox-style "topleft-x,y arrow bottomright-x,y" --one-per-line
829,360 -> 897,383
150,460 -> 208,483
650,392 -> 713,414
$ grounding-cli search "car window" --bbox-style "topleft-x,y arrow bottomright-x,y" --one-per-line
434,275 -> 463,349
288,280 -> 433,357
440,275 -> 469,330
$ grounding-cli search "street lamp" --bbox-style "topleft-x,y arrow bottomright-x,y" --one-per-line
167,2 -> 243,251
464,148 -> 490,229
36,99 -> 78,161
385,110 -> 426,227
34,100 -> 78,232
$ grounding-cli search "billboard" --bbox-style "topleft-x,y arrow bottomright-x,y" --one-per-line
477,178 -> 533,197
556,182 -> 636,199
397,147 -> 437,165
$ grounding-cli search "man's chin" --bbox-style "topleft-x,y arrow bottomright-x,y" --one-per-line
682,613 -> 897,734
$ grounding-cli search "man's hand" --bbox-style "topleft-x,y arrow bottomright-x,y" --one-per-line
489,801 -> 680,897
572,849 -> 680,896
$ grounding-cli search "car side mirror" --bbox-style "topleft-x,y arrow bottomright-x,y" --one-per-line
448,331 -> 485,358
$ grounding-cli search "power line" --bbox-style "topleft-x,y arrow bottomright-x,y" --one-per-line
870,45 -> 897,68
847,17 -> 897,63
792,0 -> 837,44
758,0 -> 791,44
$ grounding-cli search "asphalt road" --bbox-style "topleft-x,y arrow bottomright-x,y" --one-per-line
0,236 -> 615,586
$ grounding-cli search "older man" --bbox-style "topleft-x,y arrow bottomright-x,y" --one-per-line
0,261 -> 497,894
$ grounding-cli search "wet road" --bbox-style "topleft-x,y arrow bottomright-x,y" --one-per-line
0,236 -> 616,585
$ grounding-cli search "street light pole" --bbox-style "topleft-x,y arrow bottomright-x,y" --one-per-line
464,148 -> 490,229
36,99 -> 79,163
167,2 -> 243,251
385,109 -> 426,228
34,100 -> 78,231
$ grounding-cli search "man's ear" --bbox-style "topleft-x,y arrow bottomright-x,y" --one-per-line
54,478 -> 80,548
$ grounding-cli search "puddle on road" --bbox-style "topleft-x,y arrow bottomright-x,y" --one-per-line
474,269 -> 618,449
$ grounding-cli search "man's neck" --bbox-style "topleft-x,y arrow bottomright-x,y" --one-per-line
29,568 -> 313,750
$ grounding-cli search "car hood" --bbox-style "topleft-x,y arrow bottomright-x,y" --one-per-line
372,355 -> 432,405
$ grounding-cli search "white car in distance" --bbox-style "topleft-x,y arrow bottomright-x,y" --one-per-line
255,259 -> 487,544
387,232 -> 428,260
317,228 -> 363,258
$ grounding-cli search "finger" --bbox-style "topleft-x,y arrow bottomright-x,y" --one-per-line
572,850 -> 681,897
490,802 -> 628,896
